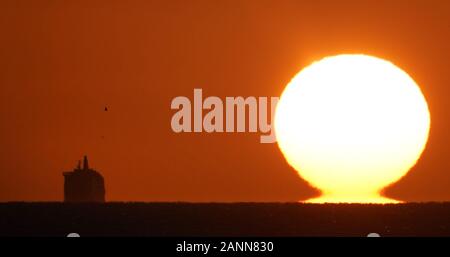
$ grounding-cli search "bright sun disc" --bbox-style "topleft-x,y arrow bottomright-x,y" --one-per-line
275,54 -> 430,203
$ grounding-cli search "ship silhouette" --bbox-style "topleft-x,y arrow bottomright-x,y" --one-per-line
63,156 -> 105,203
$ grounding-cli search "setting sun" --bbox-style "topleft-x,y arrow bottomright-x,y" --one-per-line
275,54 -> 431,203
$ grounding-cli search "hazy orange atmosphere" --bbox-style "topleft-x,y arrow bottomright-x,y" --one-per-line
1,0 -> 449,202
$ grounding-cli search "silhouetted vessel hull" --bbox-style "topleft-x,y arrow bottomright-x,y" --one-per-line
63,156 -> 105,203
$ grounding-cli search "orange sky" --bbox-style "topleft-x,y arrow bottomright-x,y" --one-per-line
0,0 -> 449,202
